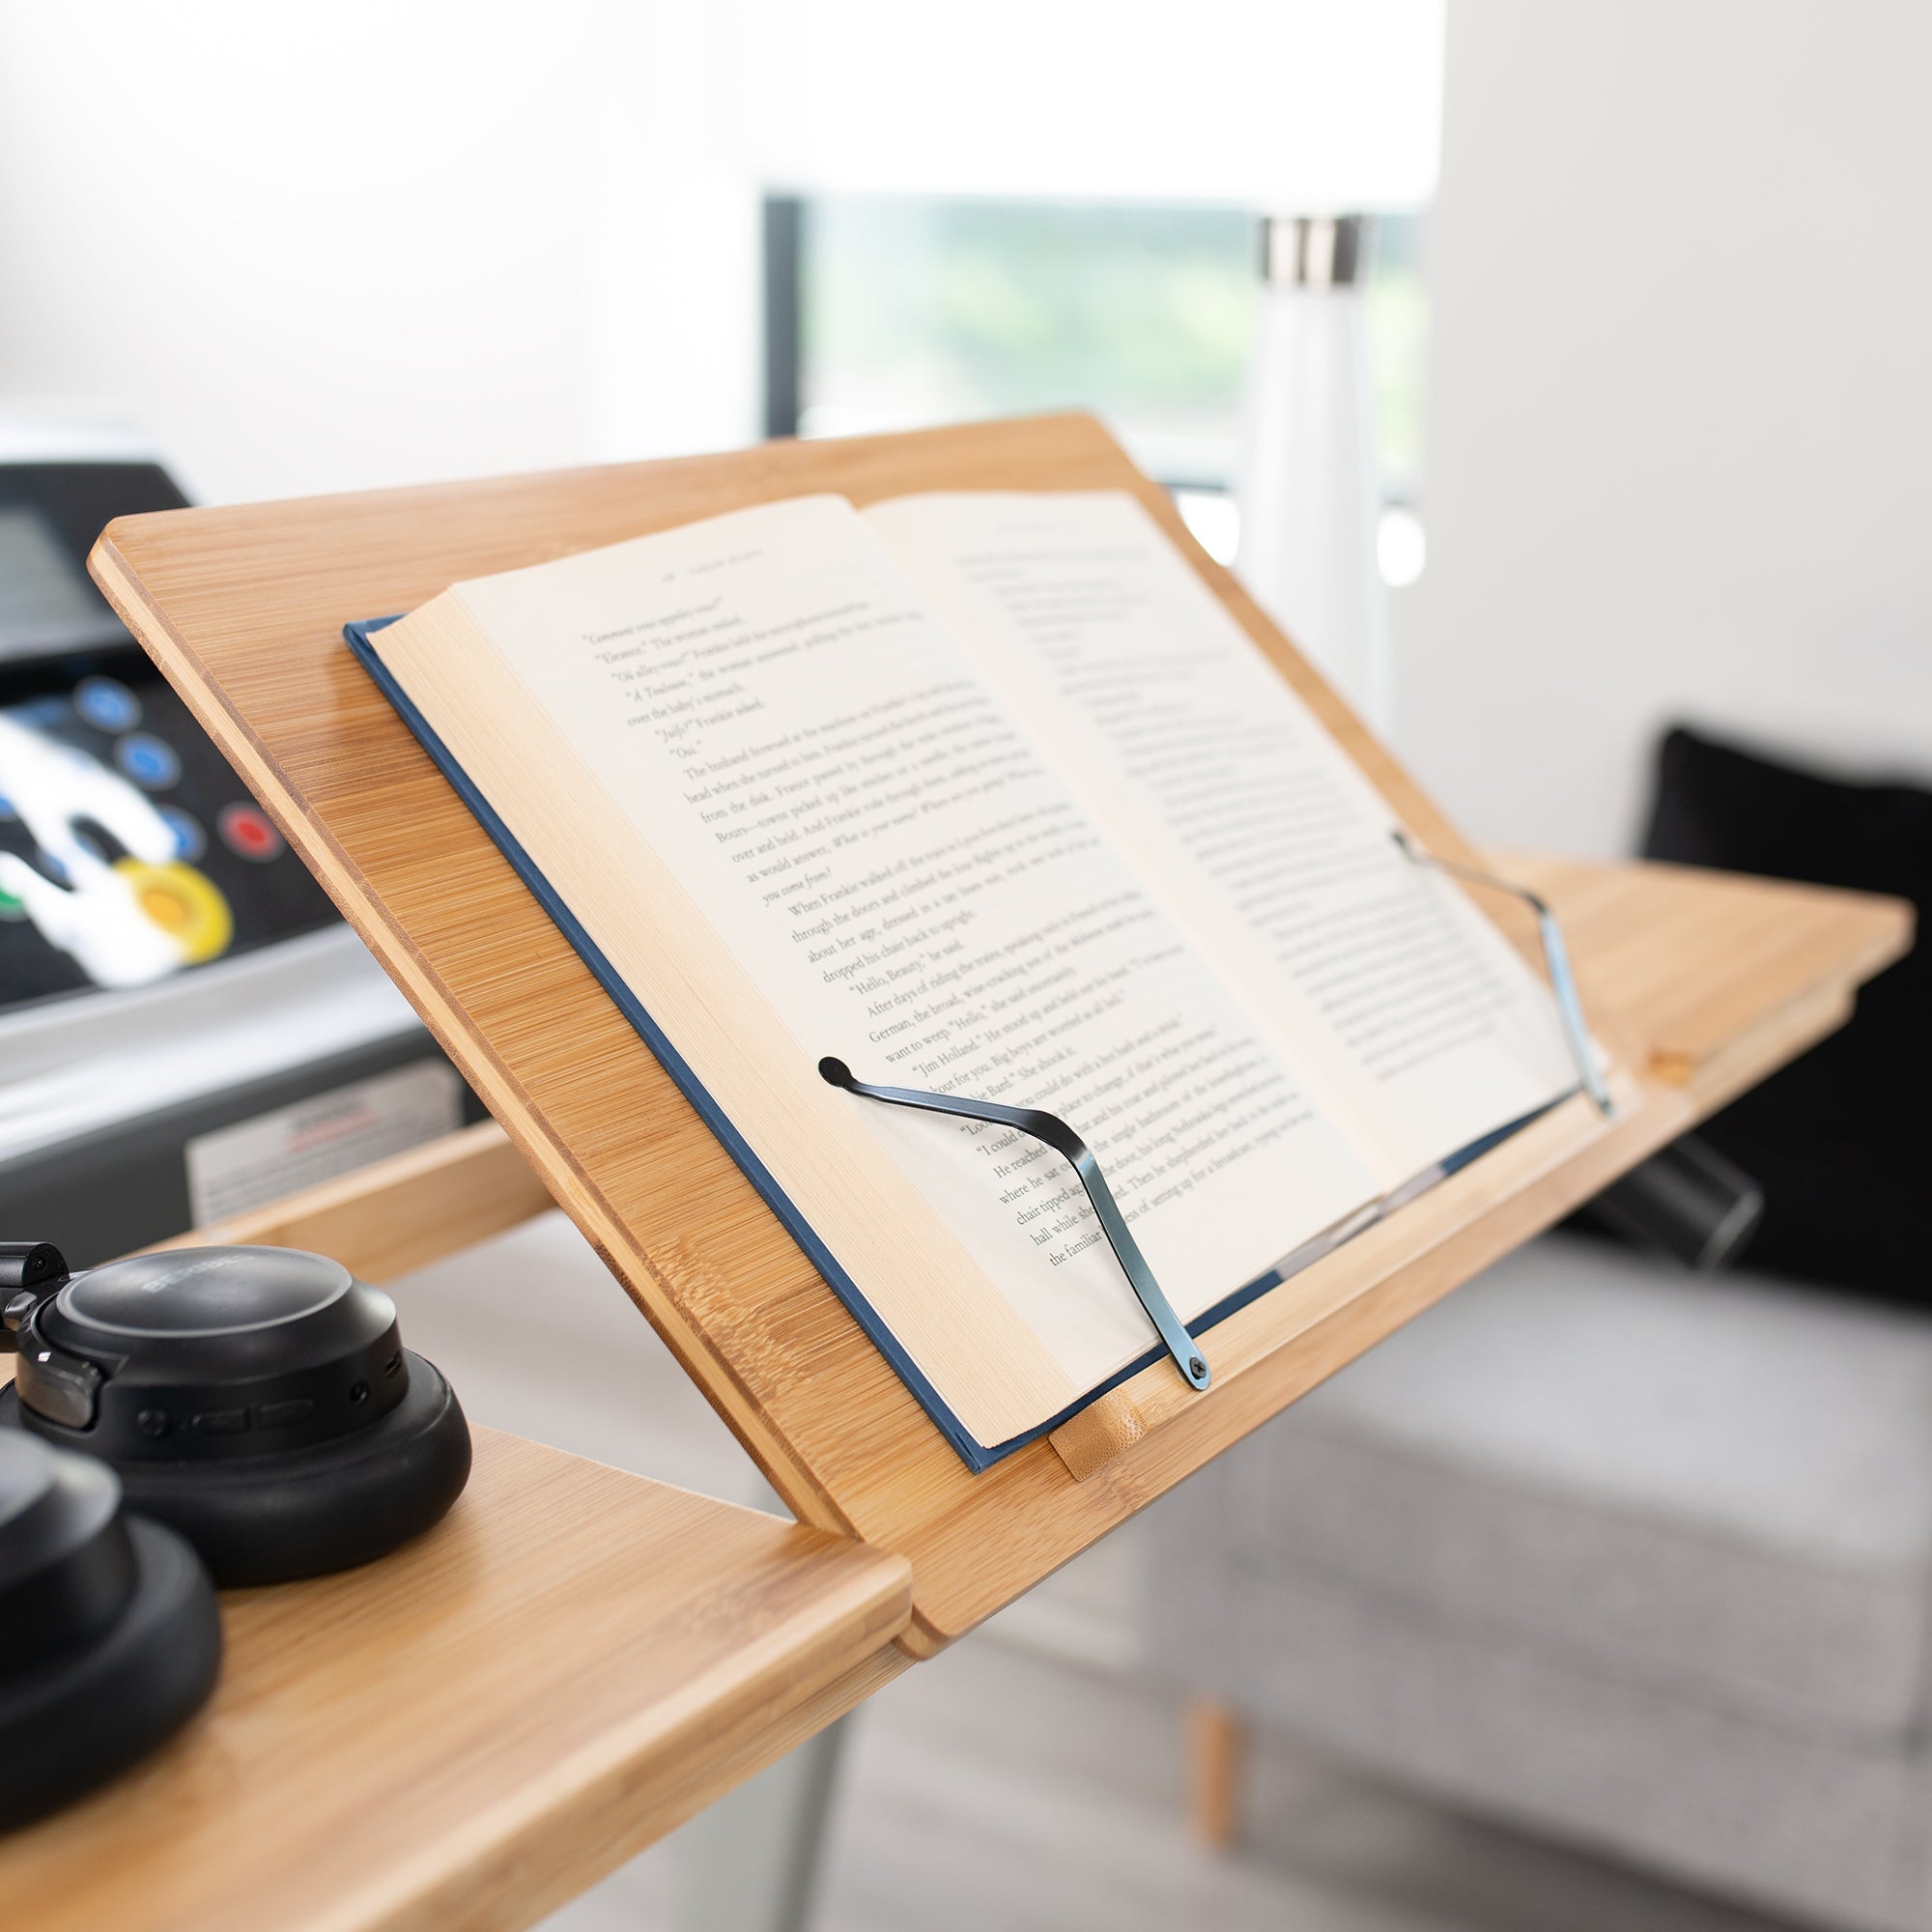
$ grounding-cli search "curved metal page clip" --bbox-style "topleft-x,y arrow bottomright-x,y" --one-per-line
817,1057 -> 1211,1392
1391,830 -> 1614,1118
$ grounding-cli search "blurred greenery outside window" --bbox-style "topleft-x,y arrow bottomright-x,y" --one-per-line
787,196 -> 1427,580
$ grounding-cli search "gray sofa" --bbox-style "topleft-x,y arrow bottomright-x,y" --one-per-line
1143,1231 -> 1932,1932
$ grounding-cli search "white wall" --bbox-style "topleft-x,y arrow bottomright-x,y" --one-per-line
0,0 -> 760,505
1395,0 -> 1932,854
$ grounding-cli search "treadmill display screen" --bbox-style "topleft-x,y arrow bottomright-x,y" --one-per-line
0,506 -> 126,661
0,649 -> 337,1007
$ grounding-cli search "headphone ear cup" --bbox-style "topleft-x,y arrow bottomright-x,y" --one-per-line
0,1438 -> 222,1827
4,1249 -> 474,1588
0,1352 -> 470,1588
103,1354 -> 467,1588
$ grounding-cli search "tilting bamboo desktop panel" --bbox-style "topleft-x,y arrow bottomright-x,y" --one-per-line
90,415 -> 1911,1651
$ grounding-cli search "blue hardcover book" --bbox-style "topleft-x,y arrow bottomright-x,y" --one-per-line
345,490 -> 1584,1470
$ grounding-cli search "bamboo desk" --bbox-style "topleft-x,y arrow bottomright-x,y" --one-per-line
0,415 -> 1904,1930
84,414 -> 1914,1652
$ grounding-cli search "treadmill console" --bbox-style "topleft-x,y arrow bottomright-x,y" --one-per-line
0,461 -> 335,1009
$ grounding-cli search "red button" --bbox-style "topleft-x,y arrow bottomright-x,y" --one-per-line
218,803 -> 284,862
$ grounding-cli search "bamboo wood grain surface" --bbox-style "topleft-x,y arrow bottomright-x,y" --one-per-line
0,1428 -> 911,1932
88,413 -> 1914,1651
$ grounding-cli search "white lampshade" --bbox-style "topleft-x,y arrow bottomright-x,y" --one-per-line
743,0 -> 1443,210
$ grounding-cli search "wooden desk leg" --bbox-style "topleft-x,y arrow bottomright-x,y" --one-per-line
1188,1698 -> 1246,1850
679,1716 -> 850,1932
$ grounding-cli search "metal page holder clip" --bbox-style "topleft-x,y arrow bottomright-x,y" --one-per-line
818,1057 -> 1210,1392
1392,830 -> 1613,1118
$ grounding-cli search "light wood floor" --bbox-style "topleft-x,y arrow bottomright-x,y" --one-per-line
389,1214 -> 1804,1932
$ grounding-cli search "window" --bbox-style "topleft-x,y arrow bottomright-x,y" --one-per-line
765,194 -> 1427,582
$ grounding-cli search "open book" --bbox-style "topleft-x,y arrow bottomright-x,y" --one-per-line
348,489 -> 1584,1466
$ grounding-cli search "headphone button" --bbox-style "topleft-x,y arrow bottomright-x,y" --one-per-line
191,1407 -> 250,1436
256,1398 -> 315,1430
22,1352 -> 101,1428
136,1408 -> 173,1438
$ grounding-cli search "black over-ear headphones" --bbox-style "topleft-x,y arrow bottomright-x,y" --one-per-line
1,1241 -> 470,1586
0,1427 -> 222,1824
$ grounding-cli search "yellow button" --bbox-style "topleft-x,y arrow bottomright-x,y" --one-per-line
113,859 -> 234,964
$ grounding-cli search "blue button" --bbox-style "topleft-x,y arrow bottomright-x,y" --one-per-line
158,806 -> 206,861
116,733 -> 181,790
74,676 -> 142,733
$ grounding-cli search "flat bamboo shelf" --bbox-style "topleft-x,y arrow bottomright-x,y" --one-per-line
89,413 -> 1914,1652
0,1426 -> 909,1932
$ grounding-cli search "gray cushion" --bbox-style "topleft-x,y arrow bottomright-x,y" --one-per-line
1205,1560 -> 1931,1932
1208,1233 -> 1932,1742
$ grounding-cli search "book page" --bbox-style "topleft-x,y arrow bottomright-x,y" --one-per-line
865,491 -> 1580,1184
371,496 -> 1377,1426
